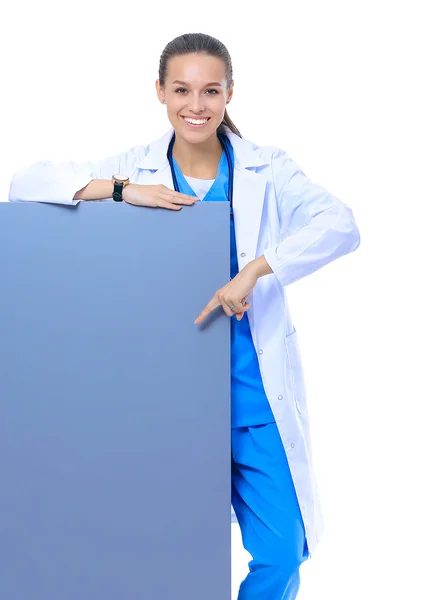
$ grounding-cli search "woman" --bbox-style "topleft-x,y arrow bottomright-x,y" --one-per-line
9,32 -> 361,600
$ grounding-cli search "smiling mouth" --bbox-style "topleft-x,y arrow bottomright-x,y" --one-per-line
181,116 -> 211,127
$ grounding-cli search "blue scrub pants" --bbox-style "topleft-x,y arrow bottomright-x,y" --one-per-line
231,423 -> 309,600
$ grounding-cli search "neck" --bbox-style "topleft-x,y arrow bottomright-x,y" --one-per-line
172,132 -> 223,179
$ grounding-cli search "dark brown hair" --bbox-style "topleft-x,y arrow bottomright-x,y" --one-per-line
158,33 -> 242,138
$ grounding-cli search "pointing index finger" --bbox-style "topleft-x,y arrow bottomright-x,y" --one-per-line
194,297 -> 218,325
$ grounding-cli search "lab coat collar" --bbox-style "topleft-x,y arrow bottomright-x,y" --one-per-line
136,126 -> 268,171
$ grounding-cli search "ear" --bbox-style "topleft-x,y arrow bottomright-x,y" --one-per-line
226,81 -> 234,104
155,80 -> 166,104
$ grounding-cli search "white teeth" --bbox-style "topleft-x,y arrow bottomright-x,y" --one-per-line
184,117 -> 208,125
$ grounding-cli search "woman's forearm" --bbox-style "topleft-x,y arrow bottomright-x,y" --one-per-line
73,180 -> 136,202
73,179 -> 114,201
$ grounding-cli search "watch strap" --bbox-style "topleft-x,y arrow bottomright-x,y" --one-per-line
112,180 -> 124,202
112,176 -> 129,202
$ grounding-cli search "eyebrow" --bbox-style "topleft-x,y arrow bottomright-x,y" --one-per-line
172,80 -> 222,87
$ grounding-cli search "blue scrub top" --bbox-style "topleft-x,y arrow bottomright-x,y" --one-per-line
171,134 -> 275,428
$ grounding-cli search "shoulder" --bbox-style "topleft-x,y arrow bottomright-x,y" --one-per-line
118,144 -> 150,165
229,129 -> 305,178
253,141 -> 304,173
231,133 -> 313,203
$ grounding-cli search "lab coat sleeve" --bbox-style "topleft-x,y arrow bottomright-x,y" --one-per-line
8,145 -> 147,206
263,148 -> 361,288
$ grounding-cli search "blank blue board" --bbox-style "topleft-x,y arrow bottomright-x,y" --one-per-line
0,201 -> 231,600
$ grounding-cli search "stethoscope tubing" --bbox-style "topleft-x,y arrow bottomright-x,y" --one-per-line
167,132 -> 234,212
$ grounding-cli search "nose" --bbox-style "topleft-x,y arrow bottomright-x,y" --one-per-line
188,93 -> 205,114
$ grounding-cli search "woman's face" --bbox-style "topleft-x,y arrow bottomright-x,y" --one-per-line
156,53 -> 233,143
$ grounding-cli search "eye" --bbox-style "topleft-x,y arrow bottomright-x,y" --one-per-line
174,87 -> 219,94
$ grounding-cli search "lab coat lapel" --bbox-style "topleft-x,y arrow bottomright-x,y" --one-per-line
141,163 -> 174,189
135,128 -> 174,188
225,128 -> 268,265
136,127 -> 269,263
231,161 -> 267,266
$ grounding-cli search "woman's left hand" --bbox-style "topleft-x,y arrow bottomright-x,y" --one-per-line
194,264 -> 258,325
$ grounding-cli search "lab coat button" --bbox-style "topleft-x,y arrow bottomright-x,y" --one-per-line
291,443 -> 295,448
240,252 -> 246,257
278,395 -> 283,400
258,349 -> 263,355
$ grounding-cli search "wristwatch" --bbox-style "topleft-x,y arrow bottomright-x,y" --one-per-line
112,174 -> 130,202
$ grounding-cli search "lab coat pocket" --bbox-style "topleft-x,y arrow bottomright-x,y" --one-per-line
284,329 -> 306,416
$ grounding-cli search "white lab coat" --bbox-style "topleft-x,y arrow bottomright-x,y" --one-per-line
9,125 -> 361,558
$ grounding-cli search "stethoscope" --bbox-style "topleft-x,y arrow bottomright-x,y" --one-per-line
166,131 -> 234,214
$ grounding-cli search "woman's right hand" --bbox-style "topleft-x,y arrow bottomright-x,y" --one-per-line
122,183 -> 198,210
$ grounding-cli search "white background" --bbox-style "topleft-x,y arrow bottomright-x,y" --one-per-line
2,1 -> 441,598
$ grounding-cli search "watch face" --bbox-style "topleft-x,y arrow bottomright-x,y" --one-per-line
114,174 -> 129,182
